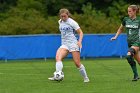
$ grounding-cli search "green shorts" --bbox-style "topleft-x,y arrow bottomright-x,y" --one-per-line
128,42 -> 140,48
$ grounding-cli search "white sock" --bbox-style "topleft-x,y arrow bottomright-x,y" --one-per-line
78,64 -> 88,78
56,61 -> 63,71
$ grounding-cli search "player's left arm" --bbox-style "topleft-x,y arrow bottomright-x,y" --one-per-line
76,28 -> 83,48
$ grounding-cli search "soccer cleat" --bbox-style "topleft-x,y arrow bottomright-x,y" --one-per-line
132,76 -> 140,81
48,77 -> 55,81
84,77 -> 90,83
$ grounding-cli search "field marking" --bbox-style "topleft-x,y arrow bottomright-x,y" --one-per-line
0,72 -> 45,76
0,72 -> 4,74
0,67 -> 38,69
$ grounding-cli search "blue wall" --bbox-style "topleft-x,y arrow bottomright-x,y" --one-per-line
0,34 -> 128,60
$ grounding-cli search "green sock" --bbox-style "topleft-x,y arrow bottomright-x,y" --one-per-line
131,65 -> 138,77
126,55 -> 138,77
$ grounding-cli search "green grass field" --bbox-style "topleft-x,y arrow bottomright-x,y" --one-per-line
0,58 -> 140,93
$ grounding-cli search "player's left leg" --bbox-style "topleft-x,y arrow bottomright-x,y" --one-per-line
71,51 -> 89,82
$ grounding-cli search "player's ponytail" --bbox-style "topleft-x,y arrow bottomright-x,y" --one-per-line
136,5 -> 140,14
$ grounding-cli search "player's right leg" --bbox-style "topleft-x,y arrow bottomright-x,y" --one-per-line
48,46 -> 69,81
126,47 -> 139,81
55,47 -> 69,71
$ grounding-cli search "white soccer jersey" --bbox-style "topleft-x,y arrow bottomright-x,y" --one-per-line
58,18 -> 80,52
59,18 -> 80,45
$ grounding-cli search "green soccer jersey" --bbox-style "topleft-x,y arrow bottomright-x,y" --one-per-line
122,16 -> 140,47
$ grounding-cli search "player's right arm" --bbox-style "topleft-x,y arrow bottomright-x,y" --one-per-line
111,24 -> 124,41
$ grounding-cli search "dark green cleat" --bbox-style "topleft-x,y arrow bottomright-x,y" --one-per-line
132,76 -> 140,81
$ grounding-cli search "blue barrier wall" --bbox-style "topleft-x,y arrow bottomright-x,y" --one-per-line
0,34 -> 128,60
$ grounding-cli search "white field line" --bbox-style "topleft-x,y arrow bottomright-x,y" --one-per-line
0,65 -> 73,70
0,72 -> 44,76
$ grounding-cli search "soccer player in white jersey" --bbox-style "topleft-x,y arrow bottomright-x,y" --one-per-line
48,8 -> 89,82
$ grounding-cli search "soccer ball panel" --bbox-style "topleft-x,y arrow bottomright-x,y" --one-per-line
54,71 -> 64,81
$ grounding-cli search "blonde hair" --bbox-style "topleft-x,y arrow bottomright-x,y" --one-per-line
128,5 -> 140,14
59,8 -> 71,17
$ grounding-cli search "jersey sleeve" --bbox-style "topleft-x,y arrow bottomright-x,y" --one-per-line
122,17 -> 126,26
69,19 -> 80,30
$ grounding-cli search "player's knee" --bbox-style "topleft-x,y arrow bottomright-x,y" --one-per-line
127,48 -> 136,56
127,52 -> 131,55
126,48 -> 136,65
55,55 -> 62,62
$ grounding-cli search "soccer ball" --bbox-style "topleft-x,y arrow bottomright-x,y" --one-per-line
54,71 -> 64,81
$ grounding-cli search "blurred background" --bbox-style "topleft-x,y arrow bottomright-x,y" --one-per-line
0,0 -> 140,35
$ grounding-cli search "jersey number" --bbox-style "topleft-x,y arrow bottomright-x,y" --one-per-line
129,29 -> 132,35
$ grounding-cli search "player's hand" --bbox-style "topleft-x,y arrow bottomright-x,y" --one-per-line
77,41 -> 82,48
110,37 -> 116,41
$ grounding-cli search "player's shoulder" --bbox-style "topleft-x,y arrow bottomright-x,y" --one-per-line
67,18 -> 78,25
123,16 -> 129,20
67,18 -> 77,23
121,16 -> 130,22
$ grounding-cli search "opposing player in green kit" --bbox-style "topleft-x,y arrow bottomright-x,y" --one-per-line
111,5 -> 140,81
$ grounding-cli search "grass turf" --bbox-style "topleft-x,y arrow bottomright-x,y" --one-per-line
0,58 -> 140,93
